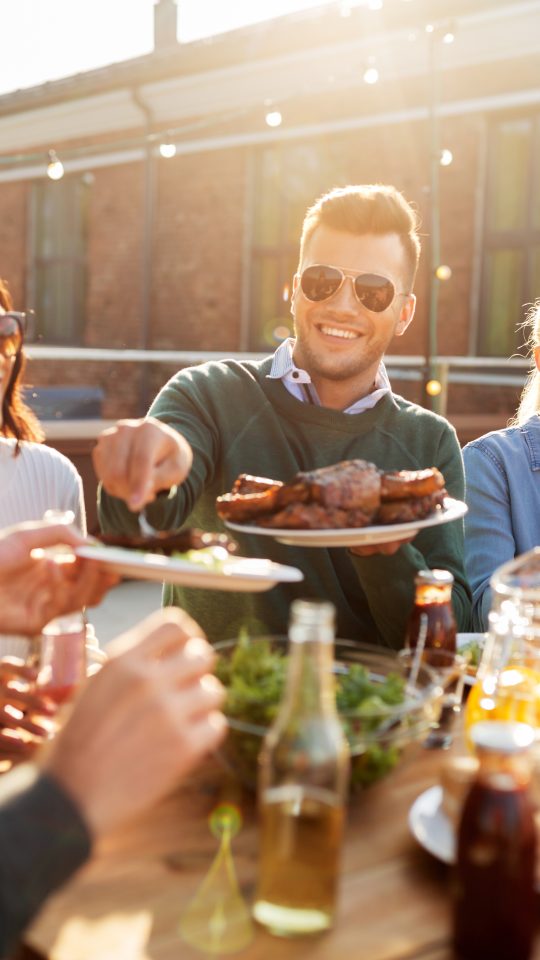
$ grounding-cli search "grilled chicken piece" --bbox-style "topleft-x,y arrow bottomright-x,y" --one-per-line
380,467 -> 445,502
376,489 -> 446,524
96,528 -> 238,555
287,460 -> 381,511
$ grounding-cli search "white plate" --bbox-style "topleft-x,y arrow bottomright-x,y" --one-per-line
76,545 -> 303,592
224,497 -> 467,548
409,785 -> 455,864
409,785 -> 540,891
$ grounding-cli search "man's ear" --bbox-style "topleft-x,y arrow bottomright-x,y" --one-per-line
534,346 -> 540,373
395,294 -> 416,337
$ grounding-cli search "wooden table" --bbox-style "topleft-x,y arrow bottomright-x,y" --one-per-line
23,744 -> 540,960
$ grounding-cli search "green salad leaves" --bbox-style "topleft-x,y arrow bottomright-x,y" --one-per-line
216,635 -> 408,789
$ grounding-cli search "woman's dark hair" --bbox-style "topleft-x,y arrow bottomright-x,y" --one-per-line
0,278 -> 43,446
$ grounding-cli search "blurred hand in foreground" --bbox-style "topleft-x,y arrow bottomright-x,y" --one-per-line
0,521 -> 119,635
0,659 -> 55,763
43,608 -> 226,837
92,416 -> 193,513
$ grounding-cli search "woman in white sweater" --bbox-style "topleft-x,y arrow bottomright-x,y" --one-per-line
0,279 -> 86,533
0,280 -> 89,761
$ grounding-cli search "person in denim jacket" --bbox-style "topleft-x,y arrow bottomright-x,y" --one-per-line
463,301 -> 540,630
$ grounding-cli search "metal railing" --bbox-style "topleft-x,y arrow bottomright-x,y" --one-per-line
26,346 -> 530,418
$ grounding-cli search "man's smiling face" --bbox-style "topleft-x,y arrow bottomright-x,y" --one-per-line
291,225 -> 416,409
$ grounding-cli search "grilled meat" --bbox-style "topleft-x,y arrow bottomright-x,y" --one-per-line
96,528 -> 238,555
216,459 -> 448,531
380,467 -> 445,501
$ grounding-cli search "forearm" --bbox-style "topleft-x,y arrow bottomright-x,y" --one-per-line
0,766 -> 91,955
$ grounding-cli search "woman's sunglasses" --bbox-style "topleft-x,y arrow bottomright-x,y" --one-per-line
298,264 -> 408,314
0,312 -> 27,358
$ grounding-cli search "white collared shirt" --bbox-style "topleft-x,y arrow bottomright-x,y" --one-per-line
267,338 -> 391,413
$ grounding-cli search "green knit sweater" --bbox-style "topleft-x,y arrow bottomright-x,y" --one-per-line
98,357 -> 471,649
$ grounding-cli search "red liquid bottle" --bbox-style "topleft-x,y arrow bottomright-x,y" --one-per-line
453,721 -> 537,960
405,568 -> 456,661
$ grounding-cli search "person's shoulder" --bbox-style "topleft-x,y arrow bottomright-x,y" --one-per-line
389,393 -> 456,432
165,355 -> 272,389
19,441 -> 80,478
463,421 -> 525,457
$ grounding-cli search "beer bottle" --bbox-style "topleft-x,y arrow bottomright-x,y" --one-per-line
405,568 -> 456,655
453,721 -> 537,960
252,599 -> 350,937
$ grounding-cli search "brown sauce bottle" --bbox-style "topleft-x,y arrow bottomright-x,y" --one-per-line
453,721 -> 537,960
405,568 -> 457,661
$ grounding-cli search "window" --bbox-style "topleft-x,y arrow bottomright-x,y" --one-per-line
479,114 -> 540,355
30,174 -> 89,345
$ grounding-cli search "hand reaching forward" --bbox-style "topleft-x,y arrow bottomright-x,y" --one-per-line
0,522 -> 119,635
43,608 -> 226,837
92,417 -> 193,512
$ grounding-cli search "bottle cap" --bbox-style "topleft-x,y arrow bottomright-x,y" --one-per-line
470,720 -> 535,754
414,568 -> 454,586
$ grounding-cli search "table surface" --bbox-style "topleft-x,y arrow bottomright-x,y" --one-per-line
25,742 -> 540,960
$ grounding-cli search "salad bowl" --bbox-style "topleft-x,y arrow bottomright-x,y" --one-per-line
215,636 -> 444,793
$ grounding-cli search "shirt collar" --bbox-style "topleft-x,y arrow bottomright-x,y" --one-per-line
267,337 -> 391,413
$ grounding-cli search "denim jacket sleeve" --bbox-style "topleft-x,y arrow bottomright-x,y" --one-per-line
463,441 -> 515,631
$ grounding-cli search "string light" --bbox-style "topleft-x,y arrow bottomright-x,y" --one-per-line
435,264 -> 452,281
265,110 -> 282,128
363,65 -> 379,85
440,148 -> 453,166
426,379 -> 442,397
159,140 -> 176,158
46,149 -> 64,180
442,31 -> 455,44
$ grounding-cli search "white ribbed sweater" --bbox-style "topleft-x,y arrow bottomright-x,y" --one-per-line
0,438 -> 86,534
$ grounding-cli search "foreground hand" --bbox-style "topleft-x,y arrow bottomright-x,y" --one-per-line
92,417 -> 193,512
349,535 -> 415,558
0,659 -> 56,762
44,608 -> 226,837
0,522 -> 119,634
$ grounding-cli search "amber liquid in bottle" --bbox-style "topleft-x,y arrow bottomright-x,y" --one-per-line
253,600 -> 350,937
453,729 -> 536,960
406,572 -> 456,660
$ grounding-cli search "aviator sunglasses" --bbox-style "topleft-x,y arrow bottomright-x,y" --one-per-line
298,264 -> 409,314
0,312 -> 28,359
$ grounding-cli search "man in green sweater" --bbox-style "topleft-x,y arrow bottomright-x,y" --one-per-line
95,184 -> 471,648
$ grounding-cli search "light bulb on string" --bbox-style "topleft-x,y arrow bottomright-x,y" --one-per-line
426,379 -> 442,397
265,110 -> 282,128
159,140 -> 176,159
363,63 -> 379,84
442,30 -> 455,44
435,264 -> 452,281
440,148 -> 453,167
46,149 -> 64,181
367,0 -> 383,10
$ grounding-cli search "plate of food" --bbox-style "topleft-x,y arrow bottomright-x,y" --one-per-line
216,460 -> 467,548
224,497 -> 467,548
76,541 -> 303,592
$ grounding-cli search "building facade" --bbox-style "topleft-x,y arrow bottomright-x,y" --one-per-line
0,0 -> 539,429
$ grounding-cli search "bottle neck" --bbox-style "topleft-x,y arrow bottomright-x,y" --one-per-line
281,633 -> 337,719
476,749 -> 532,791
414,583 -> 453,606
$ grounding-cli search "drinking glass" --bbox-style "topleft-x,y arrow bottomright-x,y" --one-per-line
399,648 -> 468,750
30,612 -> 87,715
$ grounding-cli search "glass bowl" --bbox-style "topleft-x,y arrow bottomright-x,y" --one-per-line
214,636 -> 443,793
